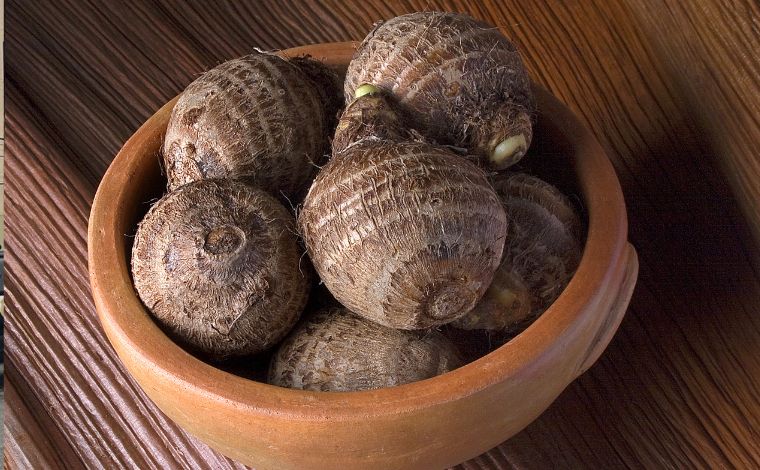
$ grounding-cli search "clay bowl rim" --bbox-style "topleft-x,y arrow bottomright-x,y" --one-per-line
88,41 -> 628,421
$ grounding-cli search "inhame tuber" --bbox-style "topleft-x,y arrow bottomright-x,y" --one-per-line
453,172 -> 583,335
164,51 -> 327,200
345,12 -> 534,169
131,179 -> 310,359
268,307 -> 463,391
299,92 -> 507,330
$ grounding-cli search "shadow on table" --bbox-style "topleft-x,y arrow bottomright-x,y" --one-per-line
467,57 -> 760,467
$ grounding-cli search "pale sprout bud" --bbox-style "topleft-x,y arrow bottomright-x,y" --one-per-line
355,83 -> 382,98
492,134 -> 527,167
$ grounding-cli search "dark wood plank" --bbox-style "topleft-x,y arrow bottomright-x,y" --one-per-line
628,0 -> 760,264
5,78 -> 249,469
5,1 -> 760,468
4,360 -> 83,470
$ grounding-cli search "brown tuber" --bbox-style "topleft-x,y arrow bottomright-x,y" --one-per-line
288,55 -> 344,134
345,11 -> 534,169
163,51 -> 327,200
452,173 -> 583,335
331,84 -> 408,154
268,307 -> 463,391
131,179 -> 310,359
299,92 -> 508,330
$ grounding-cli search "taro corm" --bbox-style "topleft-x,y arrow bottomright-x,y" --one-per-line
299,90 -> 507,330
131,179 -> 310,360
268,307 -> 463,391
163,51 -> 328,201
345,11 -> 535,169
453,173 -> 583,338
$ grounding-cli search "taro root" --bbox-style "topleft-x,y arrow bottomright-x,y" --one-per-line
268,307 -> 463,391
331,85 -> 407,154
452,173 -> 583,335
299,93 -> 507,330
164,51 -> 326,200
345,11 -> 534,169
289,55 -> 344,133
131,179 -> 310,359
499,172 -> 585,242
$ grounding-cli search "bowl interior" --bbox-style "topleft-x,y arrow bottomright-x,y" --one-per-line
121,78 -> 587,381
90,42 -> 627,417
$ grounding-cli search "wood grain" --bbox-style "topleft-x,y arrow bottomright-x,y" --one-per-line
628,0 -> 760,268
5,1 -> 760,468
4,362 -> 82,470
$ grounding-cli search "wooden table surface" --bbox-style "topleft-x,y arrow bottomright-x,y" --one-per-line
5,1 -> 760,468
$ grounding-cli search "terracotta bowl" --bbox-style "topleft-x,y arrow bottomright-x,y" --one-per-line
88,42 -> 638,469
